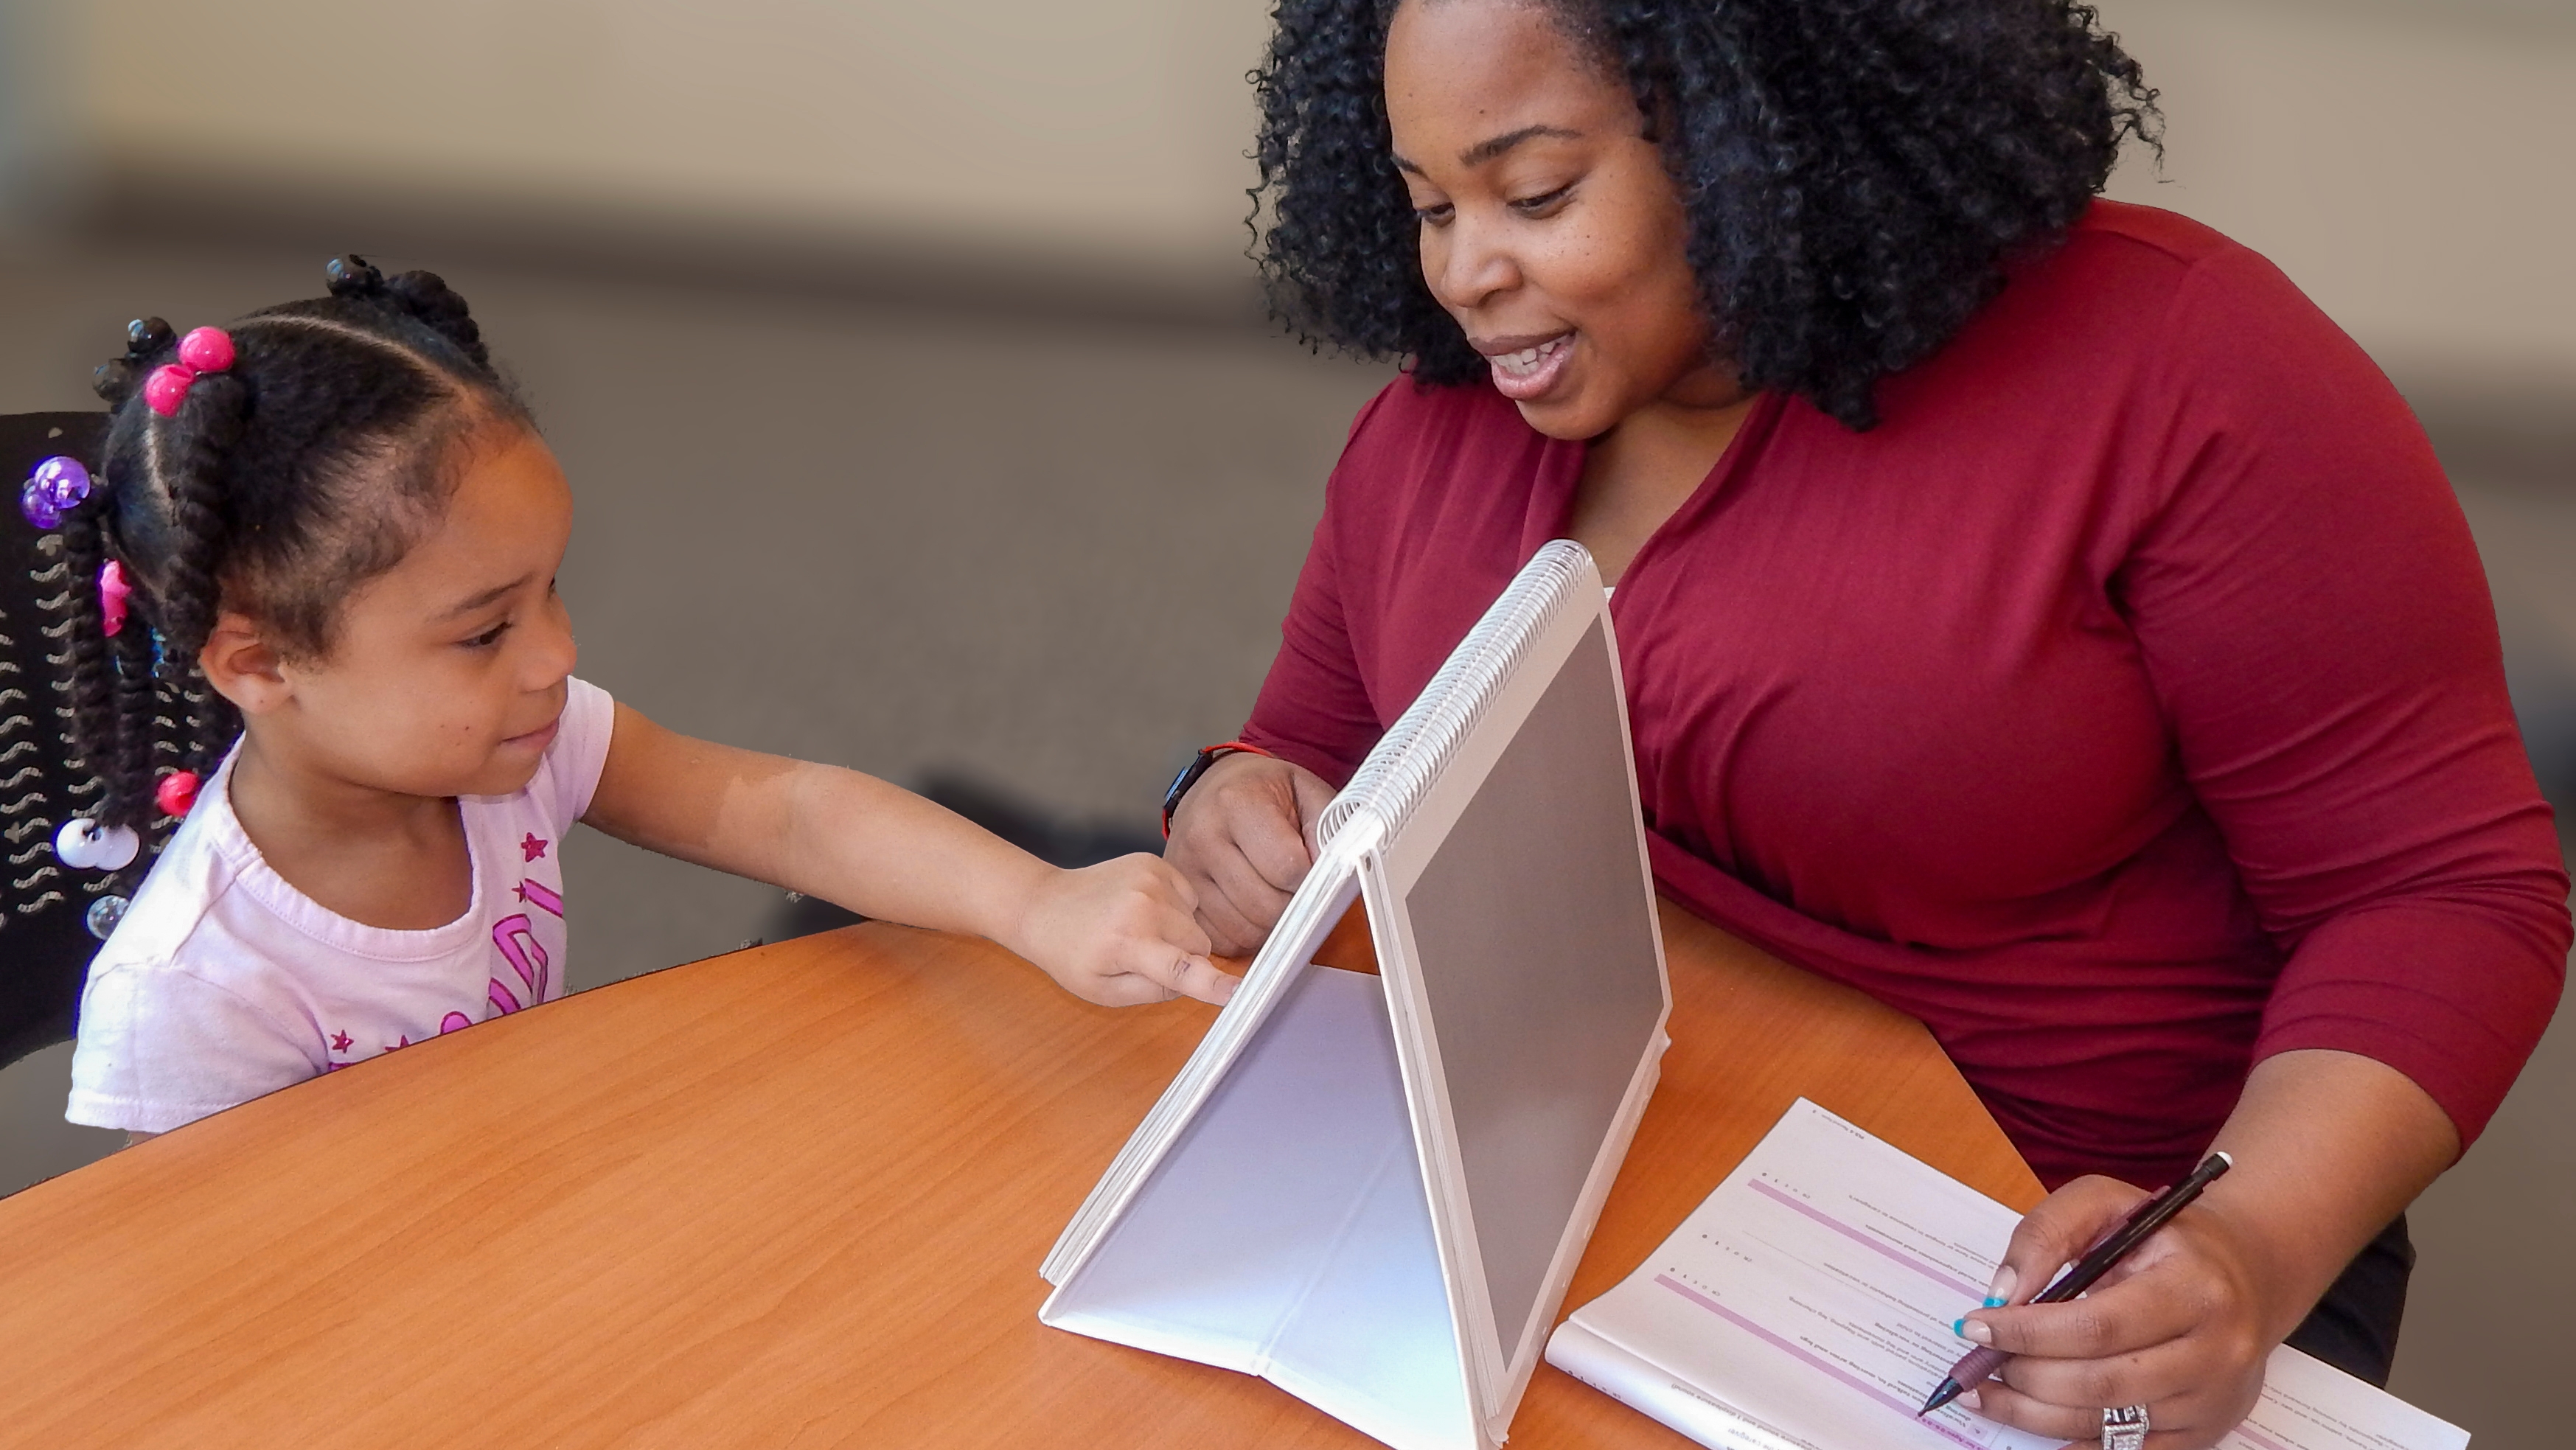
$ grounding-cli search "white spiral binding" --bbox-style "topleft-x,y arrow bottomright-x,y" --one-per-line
1316,539 -> 1595,849
1042,540 -> 1604,1289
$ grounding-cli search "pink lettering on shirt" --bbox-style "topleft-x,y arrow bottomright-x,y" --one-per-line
492,913 -> 551,998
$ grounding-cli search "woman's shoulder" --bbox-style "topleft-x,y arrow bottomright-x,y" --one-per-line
1904,198 -> 2381,432
2067,198 -> 2241,268
2033,200 -> 2339,346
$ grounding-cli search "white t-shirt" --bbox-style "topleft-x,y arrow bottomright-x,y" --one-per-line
66,678 -> 617,1134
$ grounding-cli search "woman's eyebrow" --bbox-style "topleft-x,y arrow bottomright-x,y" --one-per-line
1459,124 -> 1582,167
1393,123 -> 1586,176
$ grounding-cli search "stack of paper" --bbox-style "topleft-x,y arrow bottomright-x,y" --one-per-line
1548,1101 -> 2469,1450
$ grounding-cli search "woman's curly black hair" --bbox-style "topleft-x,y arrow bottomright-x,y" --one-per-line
1252,0 -> 2161,430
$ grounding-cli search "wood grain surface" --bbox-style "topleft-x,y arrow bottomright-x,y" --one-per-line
0,902 -> 2039,1448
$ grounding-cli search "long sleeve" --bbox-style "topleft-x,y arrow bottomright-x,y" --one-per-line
2121,245 -> 2569,1150
1241,388 -> 1406,787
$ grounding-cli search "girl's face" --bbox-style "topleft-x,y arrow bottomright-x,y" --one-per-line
218,425 -> 579,801
1385,0 -> 1736,438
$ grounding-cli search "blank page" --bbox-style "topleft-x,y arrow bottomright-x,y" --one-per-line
1043,966 -> 1467,1444
1401,618 -> 1667,1358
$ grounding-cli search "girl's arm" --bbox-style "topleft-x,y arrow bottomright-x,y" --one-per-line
581,703 -> 1233,1007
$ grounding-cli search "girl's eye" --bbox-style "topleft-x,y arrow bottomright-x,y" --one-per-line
464,620 -> 512,649
1509,183 -> 1576,216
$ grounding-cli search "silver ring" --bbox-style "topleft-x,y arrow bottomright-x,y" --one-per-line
2102,1404 -> 2149,1450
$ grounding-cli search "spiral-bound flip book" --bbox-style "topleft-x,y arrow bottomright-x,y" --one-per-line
1039,540 -> 1672,1450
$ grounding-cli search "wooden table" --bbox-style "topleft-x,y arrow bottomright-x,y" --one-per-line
0,903 -> 2040,1447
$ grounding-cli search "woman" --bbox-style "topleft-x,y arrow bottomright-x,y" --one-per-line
1163,2 -> 2569,1446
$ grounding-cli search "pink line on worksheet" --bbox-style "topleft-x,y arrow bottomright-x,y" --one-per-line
1654,1274 -> 1989,1450
2231,1424 -> 2291,1450
1747,1179 -> 1986,1300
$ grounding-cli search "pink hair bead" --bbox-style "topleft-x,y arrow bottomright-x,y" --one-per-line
142,363 -> 197,417
98,560 -> 132,637
156,770 -> 201,818
177,327 -> 234,373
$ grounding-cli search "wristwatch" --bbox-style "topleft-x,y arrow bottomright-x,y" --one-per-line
1161,741 -> 1275,837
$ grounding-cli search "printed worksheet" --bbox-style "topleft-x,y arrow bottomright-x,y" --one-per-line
1547,1101 -> 2468,1450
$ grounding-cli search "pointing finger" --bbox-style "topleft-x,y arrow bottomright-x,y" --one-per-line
1166,953 -> 1240,1005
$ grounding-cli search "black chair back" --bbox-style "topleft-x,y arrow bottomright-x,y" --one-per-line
1,412 -> 111,1068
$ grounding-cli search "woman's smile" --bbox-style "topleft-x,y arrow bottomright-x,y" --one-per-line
1476,330 -> 1576,400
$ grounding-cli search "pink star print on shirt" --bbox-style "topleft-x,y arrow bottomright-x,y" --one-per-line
521,834 -> 548,862
330,1031 -> 352,1053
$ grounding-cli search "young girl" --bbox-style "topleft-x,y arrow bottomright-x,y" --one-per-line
31,257 -> 1233,1141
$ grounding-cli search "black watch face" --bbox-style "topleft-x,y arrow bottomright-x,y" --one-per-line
1164,753 -> 1211,820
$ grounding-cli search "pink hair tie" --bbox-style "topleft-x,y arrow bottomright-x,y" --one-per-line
142,327 -> 237,417
99,560 -> 131,637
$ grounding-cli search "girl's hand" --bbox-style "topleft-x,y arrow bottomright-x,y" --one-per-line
1958,1177 -> 2274,1449
1163,751 -> 1339,956
1009,854 -> 1237,1008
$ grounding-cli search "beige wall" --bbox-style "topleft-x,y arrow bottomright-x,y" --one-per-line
66,0 -> 1275,269
23,1 -> 2576,375
2096,0 -> 2576,383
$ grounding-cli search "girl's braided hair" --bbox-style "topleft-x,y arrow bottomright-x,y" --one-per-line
59,257 -> 529,844
1253,0 -> 2161,431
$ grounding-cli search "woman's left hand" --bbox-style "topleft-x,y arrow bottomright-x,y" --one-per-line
1958,1176 -> 2274,1450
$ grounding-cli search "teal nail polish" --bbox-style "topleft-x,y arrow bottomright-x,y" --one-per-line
1952,1318 -> 1967,1337
1983,1296 -> 2006,1308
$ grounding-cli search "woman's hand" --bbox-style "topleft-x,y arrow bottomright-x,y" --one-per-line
1006,854 -> 1237,1008
1162,751 -> 1339,956
1957,1179 -> 2272,1449
1955,1050 -> 2456,1449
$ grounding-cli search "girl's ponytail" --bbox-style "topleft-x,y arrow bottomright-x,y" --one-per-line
153,371 -> 248,672
383,271 -> 495,373
328,253 -> 498,375
153,369 -> 251,795
54,504 -> 144,832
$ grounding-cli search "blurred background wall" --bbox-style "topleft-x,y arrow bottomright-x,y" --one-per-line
2,0 -> 2569,1440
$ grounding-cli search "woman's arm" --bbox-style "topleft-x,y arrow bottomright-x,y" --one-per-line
1167,389 -> 1416,954
1965,245 -> 2563,1446
1962,1049 -> 2455,1441
582,703 -> 1233,1006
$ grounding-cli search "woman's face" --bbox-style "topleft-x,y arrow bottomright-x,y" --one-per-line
1385,0 -> 1732,439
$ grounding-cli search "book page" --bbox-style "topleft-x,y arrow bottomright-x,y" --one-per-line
1548,1101 -> 2467,1450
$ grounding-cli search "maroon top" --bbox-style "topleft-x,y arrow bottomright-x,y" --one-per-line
1240,201 -> 2569,1190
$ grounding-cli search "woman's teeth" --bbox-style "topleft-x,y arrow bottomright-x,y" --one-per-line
1492,335 -> 1570,377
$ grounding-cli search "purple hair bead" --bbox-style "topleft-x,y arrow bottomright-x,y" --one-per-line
32,455 -> 91,510
20,479 -> 62,531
